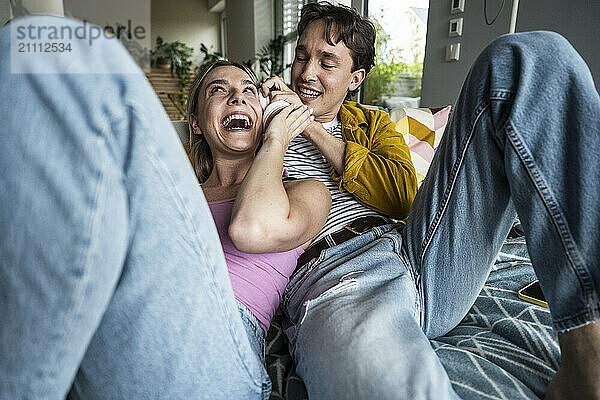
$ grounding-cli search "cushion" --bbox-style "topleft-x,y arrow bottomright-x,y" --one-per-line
390,106 -> 452,186
172,120 -> 191,145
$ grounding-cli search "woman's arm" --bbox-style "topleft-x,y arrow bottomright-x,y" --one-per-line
229,104 -> 331,254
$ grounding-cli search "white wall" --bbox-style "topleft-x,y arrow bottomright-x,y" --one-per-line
151,0 -> 221,64
3,0 -> 65,24
64,0 -> 151,66
11,0 -> 64,17
327,0 -> 352,7
421,0 -> 600,107
62,0 -> 221,67
254,0 -> 273,56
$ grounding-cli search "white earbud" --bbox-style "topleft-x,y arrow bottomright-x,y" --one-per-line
263,100 -> 290,126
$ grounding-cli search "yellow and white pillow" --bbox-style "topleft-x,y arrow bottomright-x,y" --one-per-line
390,106 -> 452,185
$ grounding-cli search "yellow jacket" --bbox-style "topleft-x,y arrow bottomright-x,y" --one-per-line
334,101 -> 418,220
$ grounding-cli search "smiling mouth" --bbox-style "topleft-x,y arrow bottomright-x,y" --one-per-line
221,113 -> 253,131
297,87 -> 322,100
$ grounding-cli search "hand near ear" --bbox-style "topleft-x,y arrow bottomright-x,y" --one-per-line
261,76 -> 303,109
264,104 -> 314,150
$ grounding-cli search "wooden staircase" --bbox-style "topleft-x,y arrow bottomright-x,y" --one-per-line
143,68 -> 194,121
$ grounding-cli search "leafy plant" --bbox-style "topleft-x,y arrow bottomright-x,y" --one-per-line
194,36 -> 287,88
151,36 -> 194,92
254,35 -> 287,83
245,35 -> 289,85
169,41 -> 194,90
196,43 -> 224,75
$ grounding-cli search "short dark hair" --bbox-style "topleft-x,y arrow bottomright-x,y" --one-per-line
297,1 -> 376,76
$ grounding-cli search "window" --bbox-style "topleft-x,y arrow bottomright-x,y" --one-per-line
279,0 -> 304,82
364,0 -> 428,108
282,0 -> 303,36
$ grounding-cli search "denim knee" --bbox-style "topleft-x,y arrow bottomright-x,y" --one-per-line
478,31 -> 581,78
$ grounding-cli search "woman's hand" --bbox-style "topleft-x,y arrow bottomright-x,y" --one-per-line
230,98 -> 329,255
264,103 -> 314,149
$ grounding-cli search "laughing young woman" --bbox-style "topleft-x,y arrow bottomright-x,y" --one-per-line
187,60 -> 331,391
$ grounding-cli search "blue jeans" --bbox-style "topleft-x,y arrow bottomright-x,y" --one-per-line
282,31 -> 600,399
0,16 -> 270,399
237,300 -> 270,371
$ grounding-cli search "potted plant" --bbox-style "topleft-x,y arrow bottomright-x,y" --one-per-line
168,40 -> 194,89
151,37 -> 194,84
151,37 -> 172,70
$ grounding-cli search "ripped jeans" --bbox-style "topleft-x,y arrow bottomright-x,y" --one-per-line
281,31 -> 600,399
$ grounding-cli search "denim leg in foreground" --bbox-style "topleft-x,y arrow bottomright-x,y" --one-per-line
0,16 -> 268,400
403,31 -> 600,339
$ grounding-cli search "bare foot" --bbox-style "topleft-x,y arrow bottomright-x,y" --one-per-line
545,320 -> 600,399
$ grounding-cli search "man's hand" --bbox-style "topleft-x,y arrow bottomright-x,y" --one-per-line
300,118 -> 324,141
261,76 -> 345,176
261,76 -> 303,108
301,120 -> 346,175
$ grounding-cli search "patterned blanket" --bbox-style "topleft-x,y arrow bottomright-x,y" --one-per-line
265,229 -> 559,399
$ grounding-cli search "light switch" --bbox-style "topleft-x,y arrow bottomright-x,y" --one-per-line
449,17 -> 463,37
451,0 -> 465,14
446,43 -> 460,62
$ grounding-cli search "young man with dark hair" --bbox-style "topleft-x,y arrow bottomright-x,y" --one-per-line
262,1 -> 418,245
262,2 -> 600,399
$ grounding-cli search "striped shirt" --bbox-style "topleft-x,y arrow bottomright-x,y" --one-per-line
283,116 -> 386,247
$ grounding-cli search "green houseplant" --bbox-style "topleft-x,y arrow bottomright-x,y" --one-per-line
249,35 -> 287,84
196,43 -> 224,75
150,36 -> 171,69
151,36 -> 194,91
150,37 -> 195,119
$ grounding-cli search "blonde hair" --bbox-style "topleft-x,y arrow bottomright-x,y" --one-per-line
187,61 -> 258,182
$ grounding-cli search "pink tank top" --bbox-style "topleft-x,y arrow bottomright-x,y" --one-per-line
208,198 -> 304,336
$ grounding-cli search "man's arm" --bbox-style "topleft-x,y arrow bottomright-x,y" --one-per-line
333,106 -> 418,220
261,77 -> 347,174
301,121 -> 346,174
261,79 -> 417,219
